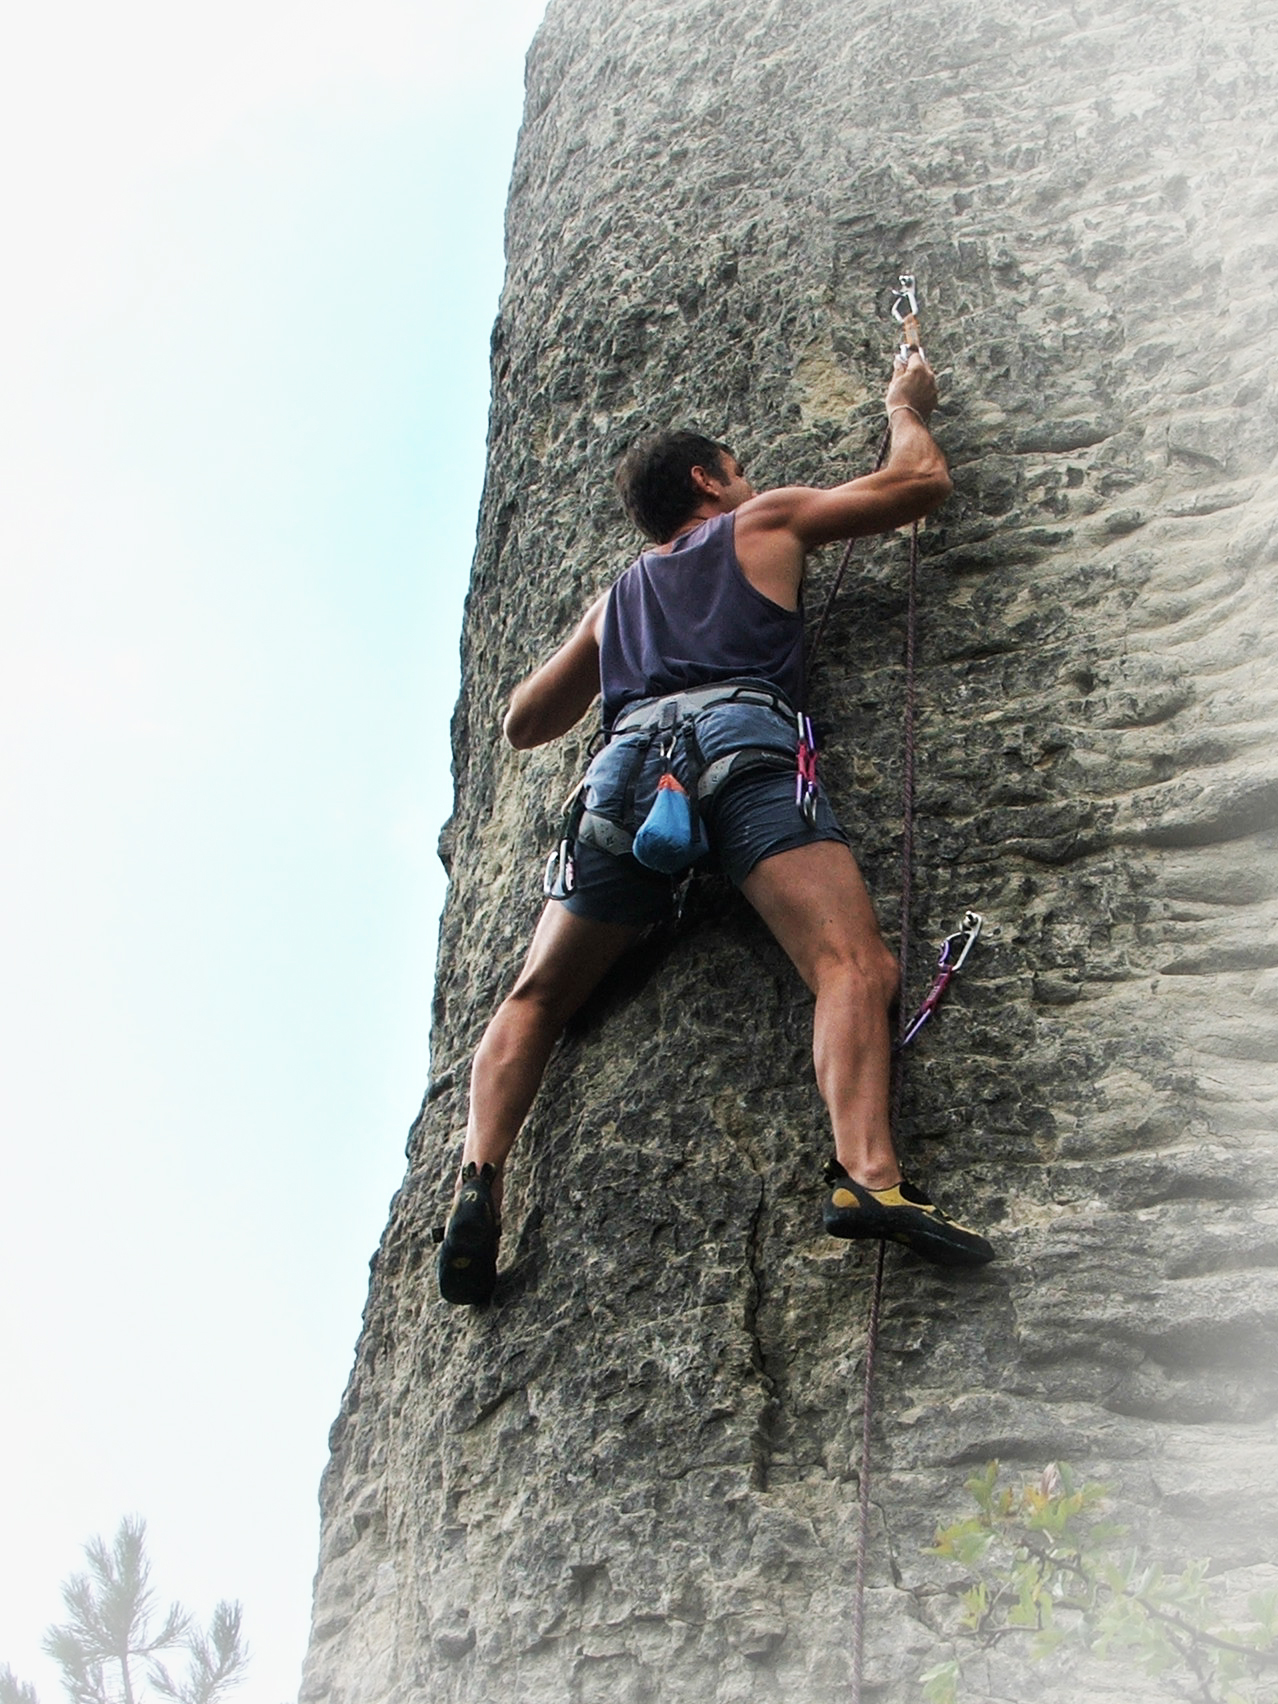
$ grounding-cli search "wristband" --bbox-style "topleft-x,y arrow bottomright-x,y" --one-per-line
887,404 -> 927,426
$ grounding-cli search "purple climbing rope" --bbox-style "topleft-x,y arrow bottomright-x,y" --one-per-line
850,512 -> 920,1704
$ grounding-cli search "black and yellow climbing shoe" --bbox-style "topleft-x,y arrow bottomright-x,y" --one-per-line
822,1161 -> 995,1267
435,1161 -> 501,1305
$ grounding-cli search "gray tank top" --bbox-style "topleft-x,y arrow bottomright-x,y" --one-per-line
599,513 -> 805,728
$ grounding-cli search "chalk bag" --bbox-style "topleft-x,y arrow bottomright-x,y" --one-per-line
632,771 -> 708,874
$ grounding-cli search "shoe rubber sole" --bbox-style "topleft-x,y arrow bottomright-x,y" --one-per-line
436,1164 -> 500,1305
823,1169 -> 995,1267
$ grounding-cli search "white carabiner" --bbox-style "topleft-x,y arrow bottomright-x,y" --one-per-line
890,272 -> 924,362
890,273 -> 919,324
943,910 -> 983,975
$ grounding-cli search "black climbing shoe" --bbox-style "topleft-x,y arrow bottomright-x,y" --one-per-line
822,1162 -> 995,1267
435,1161 -> 501,1305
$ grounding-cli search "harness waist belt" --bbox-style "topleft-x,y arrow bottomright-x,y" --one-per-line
609,679 -> 795,736
575,742 -> 797,861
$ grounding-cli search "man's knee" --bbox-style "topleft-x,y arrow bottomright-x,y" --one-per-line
859,942 -> 900,1011
503,971 -> 560,1023
816,939 -> 899,1010
504,958 -> 589,1031
874,945 -> 901,1010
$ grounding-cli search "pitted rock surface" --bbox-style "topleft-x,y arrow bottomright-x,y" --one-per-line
303,2 -> 1278,1700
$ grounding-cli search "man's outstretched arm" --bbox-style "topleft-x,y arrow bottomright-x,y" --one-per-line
503,593 -> 607,749
781,392 -> 951,549
733,355 -> 951,605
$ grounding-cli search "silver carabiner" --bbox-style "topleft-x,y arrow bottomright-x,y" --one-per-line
890,273 -> 919,324
544,839 -> 576,899
890,272 -> 924,362
941,910 -> 983,975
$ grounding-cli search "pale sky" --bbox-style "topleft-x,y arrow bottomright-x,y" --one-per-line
0,2 -> 547,1698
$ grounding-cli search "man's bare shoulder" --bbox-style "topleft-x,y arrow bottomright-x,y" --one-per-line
731,490 -> 810,609
734,485 -> 816,534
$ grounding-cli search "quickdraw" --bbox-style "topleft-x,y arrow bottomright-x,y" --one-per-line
796,711 -> 819,827
897,910 -> 983,1049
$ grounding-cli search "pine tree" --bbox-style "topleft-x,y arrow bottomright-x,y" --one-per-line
2,1519 -> 247,1704
1,1667 -> 41,1704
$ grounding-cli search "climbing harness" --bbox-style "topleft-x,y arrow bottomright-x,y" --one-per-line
608,679 -> 793,733
542,679 -> 800,897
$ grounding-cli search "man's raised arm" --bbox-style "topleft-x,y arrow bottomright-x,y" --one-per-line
733,355 -> 951,602
503,593 -> 608,749
786,372 -> 950,548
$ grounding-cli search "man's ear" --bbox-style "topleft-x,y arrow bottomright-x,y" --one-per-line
689,463 -> 723,497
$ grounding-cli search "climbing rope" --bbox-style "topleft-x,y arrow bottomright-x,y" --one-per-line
850,500 -> 920,1704
807,438 -> 889,669
843,280 -> 986,1699
839,275 -> 926,1704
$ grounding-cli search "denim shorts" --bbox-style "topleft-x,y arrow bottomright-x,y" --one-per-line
558,701 -> 851,927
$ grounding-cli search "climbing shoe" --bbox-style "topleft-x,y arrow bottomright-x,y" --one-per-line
435,1161 -> 501,1305
822,1162 -> 995,1267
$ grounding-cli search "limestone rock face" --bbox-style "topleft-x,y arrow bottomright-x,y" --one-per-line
302,1 -> 1278,1699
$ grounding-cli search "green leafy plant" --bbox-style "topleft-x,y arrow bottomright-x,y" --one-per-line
2,1518 -> 247,1704
920,1462 -> 1278,1704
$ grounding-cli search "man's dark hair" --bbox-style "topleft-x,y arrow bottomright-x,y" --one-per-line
614,430 -> 733,542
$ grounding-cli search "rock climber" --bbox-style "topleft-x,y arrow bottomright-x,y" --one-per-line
437,350 -> 995,1304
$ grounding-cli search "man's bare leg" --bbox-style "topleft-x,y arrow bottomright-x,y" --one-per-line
741,837 -> 994,1264
439,902 -> 642,1303
739,839 -> 901,1187
461,900 -> 643,1207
